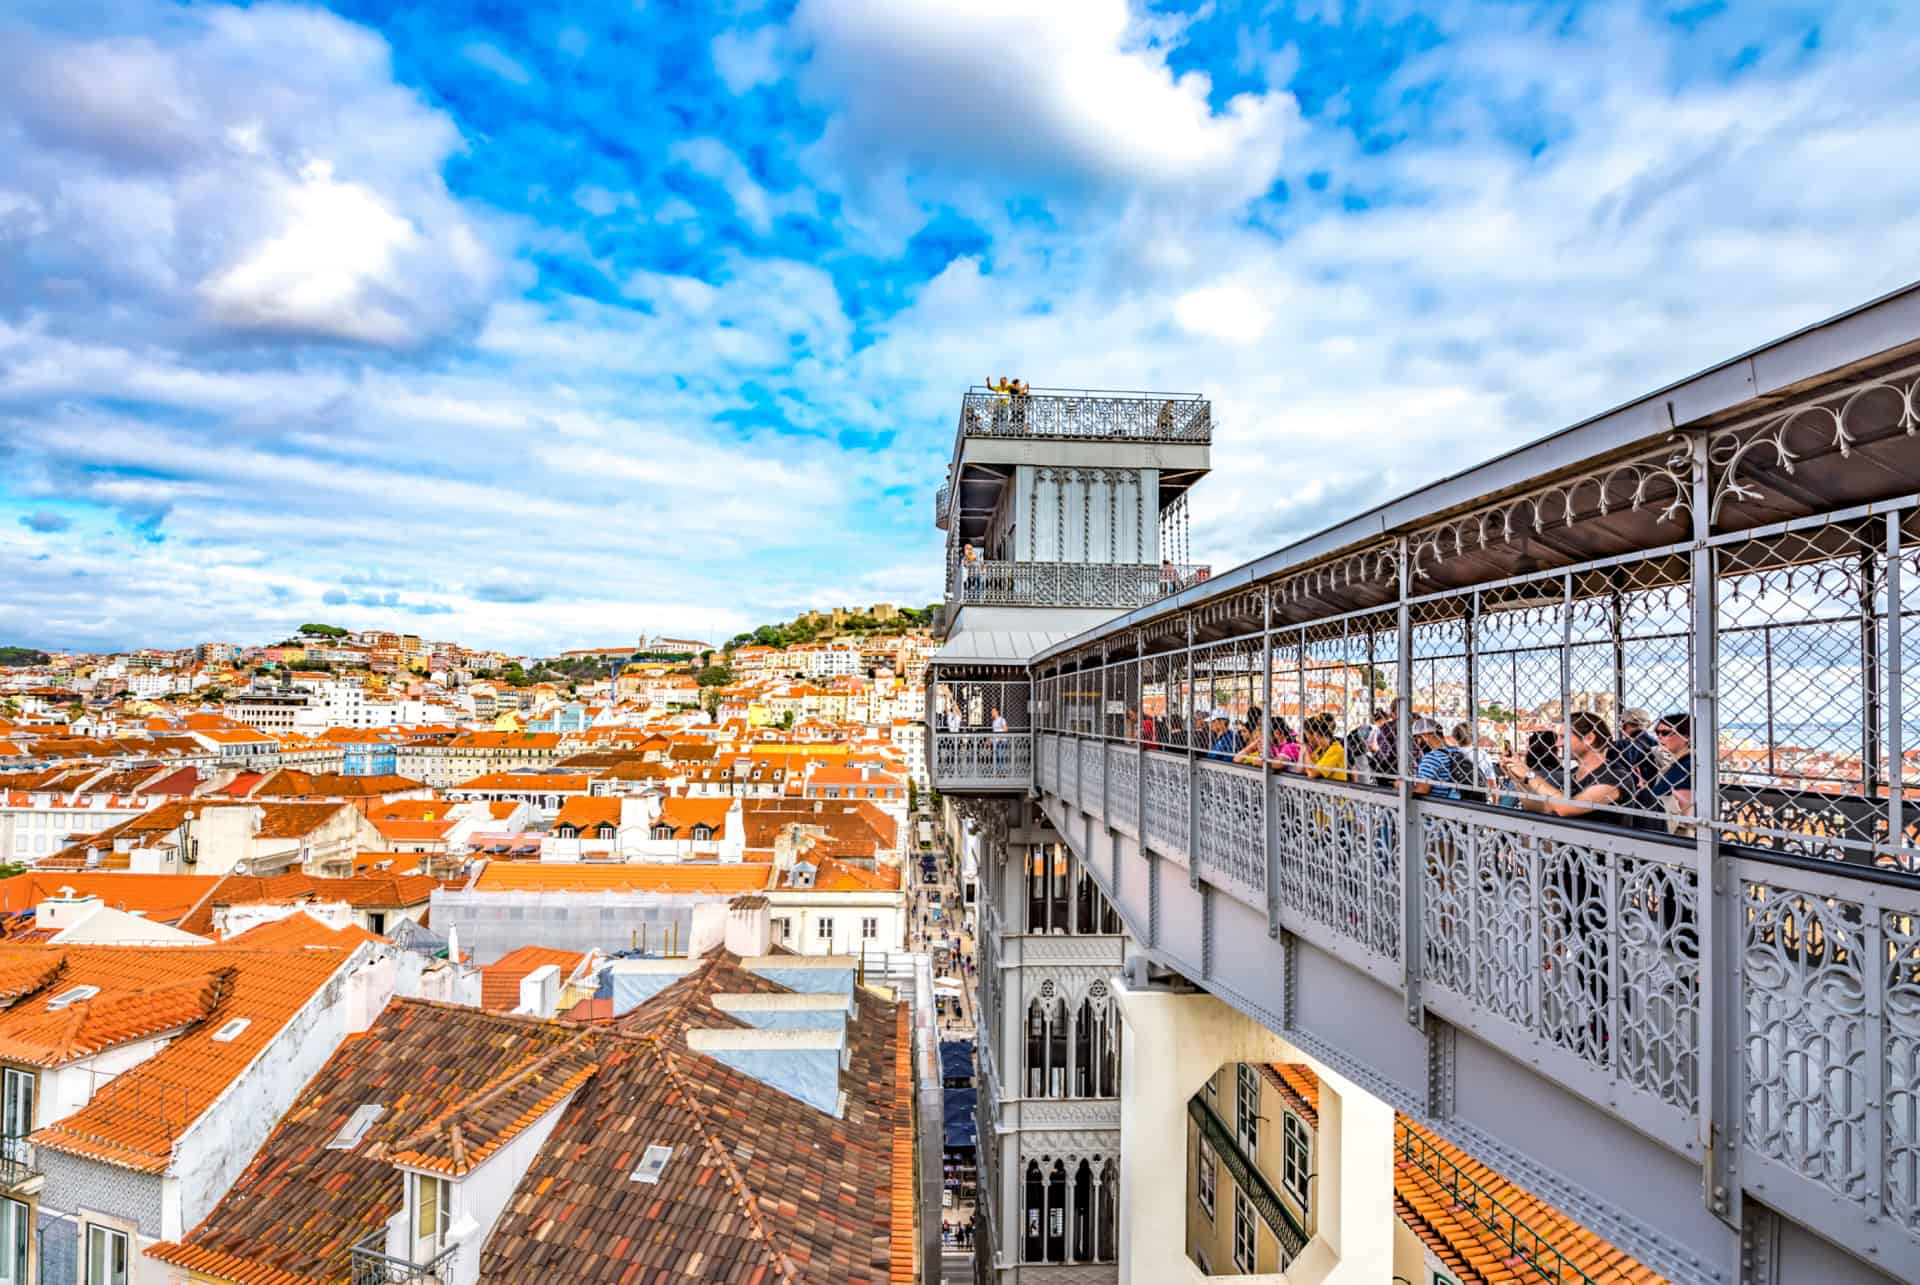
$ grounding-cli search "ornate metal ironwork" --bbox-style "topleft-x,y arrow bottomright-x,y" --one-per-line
951,559 -> 1207,608
933,732 -> 1033,790
1108,743 -> 1139,839
1194,761 -> 1265,912
1143,751 -> 1189,864
1708,362 -> 1920,526
958,388 -> 1211,444
1408,443 -> 1693,579
1270,774 -> 1401,962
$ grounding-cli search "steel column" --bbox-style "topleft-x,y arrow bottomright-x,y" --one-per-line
1887,512 -> 1906,857
1691,431 -> 1739,1231
1398,537 -> 1421,1025
1262,588 -> 1279,939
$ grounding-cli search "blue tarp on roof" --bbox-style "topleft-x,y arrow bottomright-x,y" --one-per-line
943,1086 -> 978,1149
940,1039 -> 975,1081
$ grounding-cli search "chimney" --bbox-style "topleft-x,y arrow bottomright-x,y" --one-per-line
724,895 -> 771,956
517,963 -> 560,1019
688,902 -> 729,958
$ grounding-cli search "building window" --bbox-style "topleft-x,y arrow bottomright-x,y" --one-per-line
815,918 -> 835,942
1232,1189 -> 1257,1273
776,918 -> 792,942
0,1199 -> 25,1285
413,1172 -> 451,1262
692,825 -> 713,841
1283,1113 -> 1311,1209
1236,1064 -> 1260,1153
0,1070 -> 31,1158
652,825 -> 673,840
1196,1138 -> 1216,1220
85,1225 -> 127,1285
861,917 -> 879,939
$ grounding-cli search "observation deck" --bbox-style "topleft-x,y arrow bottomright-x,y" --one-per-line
939,283 -> 1920,1283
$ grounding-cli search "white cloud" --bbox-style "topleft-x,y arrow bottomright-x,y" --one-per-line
462,41 -> 532,85
789,0 -> 1298,205
1173,284 -> 1271,346
669,137 -> 813,235
0,6 -> 499,349
199,160 -> 422,344
711,26 -> 782,93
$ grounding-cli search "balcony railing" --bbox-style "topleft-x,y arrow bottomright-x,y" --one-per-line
1187,1094 -> 1310,1265
958,388 -> 1211,444
0,1139 -> 37,1190
931,732 -> 1033,791
935,482 -> 952,530
348,1233 -> 456,1285
950,560 -> 1209,609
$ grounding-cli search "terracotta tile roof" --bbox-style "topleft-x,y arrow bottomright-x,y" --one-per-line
0,969 -> 230,1066
655,795 -> 733,835
449,772 -> 589,792
252,771 -> 427,799
0,872 -> 221,922
20,944 -> 360,1172
478,954 -> 908,1283
801,857 -> 903,892
551,796 -> 621,832
446,731 -> 561,750
1264,1065 -> 1665,1285
480,945 -> 588,1012
254,802 -> 354,839
220,914 -> 383,950
368,818 -> 454,844
470,862 -> 774,895
365,799 -> 446,822
148,1001 -> 592,1283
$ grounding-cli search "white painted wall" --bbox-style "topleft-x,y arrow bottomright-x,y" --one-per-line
167,942 -> 396,1234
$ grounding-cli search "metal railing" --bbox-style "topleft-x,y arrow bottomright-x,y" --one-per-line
1395,1119 -> 1598,1285
348,1233 -> 456,1285
958,388 -> 1211,444
935,482 -> 952,529
1014,355 -> 1920,1265
0,1139 -> 36,1189
931,733 -> 1033,790
950,560 -> 1209,609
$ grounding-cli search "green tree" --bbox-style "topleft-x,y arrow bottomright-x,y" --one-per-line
297,623 -> 348,638
696,664 -> 734,687
779,709 -> 796,730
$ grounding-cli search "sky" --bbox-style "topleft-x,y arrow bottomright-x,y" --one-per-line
2,0 -> 1918,656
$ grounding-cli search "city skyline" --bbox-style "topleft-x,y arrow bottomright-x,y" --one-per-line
6,1 -> 1920,656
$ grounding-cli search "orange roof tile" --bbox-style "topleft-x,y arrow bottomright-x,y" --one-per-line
221,914 -> 382,949
19,944 -> 360,1172
479,945 -> 589,1012
0,872 -> 221,922
552,796 -> 622,832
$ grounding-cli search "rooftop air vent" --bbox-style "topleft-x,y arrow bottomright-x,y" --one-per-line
630,1144 -> 673,1184
212,1018 -> 252,1043
326,1103 -> 385,1150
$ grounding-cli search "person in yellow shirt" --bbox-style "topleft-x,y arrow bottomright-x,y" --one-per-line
1302,713 -> 1347,782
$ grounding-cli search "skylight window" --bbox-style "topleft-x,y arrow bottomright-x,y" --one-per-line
46,985 -> 99,1011
212,1018 -> 252,1043
630,1144 -> 673,1184
326,1103 -> 385,1150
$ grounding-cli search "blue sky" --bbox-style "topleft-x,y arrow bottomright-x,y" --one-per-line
2,0 -> 1917,655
